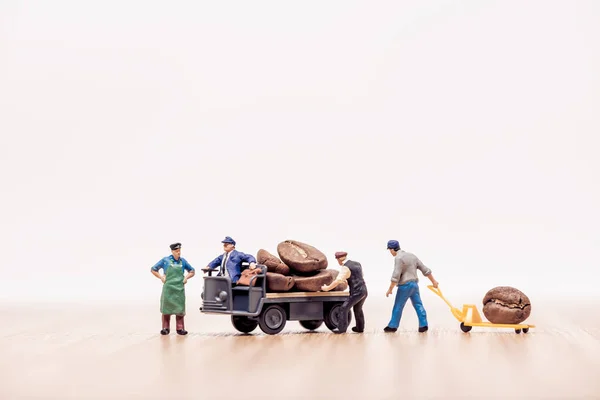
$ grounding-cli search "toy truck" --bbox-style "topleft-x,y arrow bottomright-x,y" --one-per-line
199,264 -> 352,334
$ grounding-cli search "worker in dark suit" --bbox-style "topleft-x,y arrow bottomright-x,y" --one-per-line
321,251 -> 368,334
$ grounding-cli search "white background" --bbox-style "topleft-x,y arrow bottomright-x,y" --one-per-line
1,1 -> 598,304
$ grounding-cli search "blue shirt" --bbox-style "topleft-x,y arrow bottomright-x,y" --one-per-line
207,249 -> 256,283
151,255 -> 195,274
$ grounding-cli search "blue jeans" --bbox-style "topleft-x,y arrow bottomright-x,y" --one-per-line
387,281 -> 428,328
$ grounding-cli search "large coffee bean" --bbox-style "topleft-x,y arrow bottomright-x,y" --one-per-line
257,249 -> 290,276
292,269 -> 345,292
277,240 -> 328,274
482,286 -> 531,324
266,272 -> 295,292
328,269 -> 349,292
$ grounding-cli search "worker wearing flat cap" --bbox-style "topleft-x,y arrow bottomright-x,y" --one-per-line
150,242 -> 195,335
203,236 -> 257,284
383,240 -> 439,333
321,251 -> 369,334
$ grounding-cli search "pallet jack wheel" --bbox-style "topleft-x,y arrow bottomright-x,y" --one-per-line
522,328 -> 529,333
460,322 -> 472,333
515,328 -> 522,334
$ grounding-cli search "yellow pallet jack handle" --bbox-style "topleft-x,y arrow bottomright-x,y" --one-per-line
427,285 -> 473,322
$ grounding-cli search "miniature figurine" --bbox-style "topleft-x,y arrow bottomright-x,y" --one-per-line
383,240 -> 438,333
150,242 -> 195,335
203,236 -> 257,285
321,251 -> 368,334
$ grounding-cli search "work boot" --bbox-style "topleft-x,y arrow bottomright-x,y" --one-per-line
383,326 -> 397,332
177,329 -> 188,335
351,327 -> 364,333
418,326 -> 428,333
160,328 -> 170,335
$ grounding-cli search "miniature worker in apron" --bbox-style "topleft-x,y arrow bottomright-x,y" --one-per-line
321,251 -> 368,334
383,240 -> 439,333
150,242 -> 195,335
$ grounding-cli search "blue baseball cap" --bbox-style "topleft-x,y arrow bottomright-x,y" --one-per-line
386,240 -> 400,250
221,236 -> 236,246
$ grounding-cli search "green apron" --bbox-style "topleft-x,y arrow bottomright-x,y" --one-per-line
160,259 -> 186,316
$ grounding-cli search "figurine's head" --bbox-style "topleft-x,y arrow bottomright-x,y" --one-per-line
170,242 -> 182,259
386,240 -> 400,256
334,251 -> 347,265
221,236 -> 236,253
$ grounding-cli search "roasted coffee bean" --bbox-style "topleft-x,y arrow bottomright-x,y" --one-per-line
277,240 -> 328,274
257,249 -> 290,276
329,269 -> 348,292
266,272 -> 295,292
292,269 -> 341,292
482,286 -> 531,324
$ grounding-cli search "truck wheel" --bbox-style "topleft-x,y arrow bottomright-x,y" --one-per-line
259,304 -> 287,335
324,303 -> 352,331
231,316 -> 258,334
299,320 -> 323,330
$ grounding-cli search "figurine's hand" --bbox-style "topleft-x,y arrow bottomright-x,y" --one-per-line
321,284 -> 329,292
432,280 -> 439,288
161,276 -> 166,284
183,278 -> 188,285
249,263 -> 257,270
386,288 -> 393,297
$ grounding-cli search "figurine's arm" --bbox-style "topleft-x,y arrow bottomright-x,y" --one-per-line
239,252 -> 258,269
425,272 -> 438,288
386,257 -> 403,296
183,259 -> 196,284
416,258 -> 438,288
150,259 -> 166,283
322,266 -> 351,291
385,281 -> 396,297
151,269 -> 164,282
204,255 -> 223,272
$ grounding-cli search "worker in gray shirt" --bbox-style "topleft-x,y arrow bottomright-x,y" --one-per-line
383,240 -> 439,333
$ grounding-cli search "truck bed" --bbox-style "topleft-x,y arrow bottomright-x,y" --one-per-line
265,290 -> 349,299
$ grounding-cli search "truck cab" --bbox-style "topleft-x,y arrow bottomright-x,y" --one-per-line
200,263 -> 267,316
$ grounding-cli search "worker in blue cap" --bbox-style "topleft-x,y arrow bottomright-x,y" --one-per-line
203,236 -> 258,284
383,240 -> 439,333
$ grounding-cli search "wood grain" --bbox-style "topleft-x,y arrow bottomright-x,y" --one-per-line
2,295 -> 599,400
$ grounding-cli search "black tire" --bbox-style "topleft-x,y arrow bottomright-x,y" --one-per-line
515,328 -> 522,334
259,304 -> 287,335
522,327 -> 529,333
324,303 -> 352,331
299,320 -> 323,330
460,323 -> 472,333
231,316 -> 258,334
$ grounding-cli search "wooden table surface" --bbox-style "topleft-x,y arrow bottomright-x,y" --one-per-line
2,295 -> 599,399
